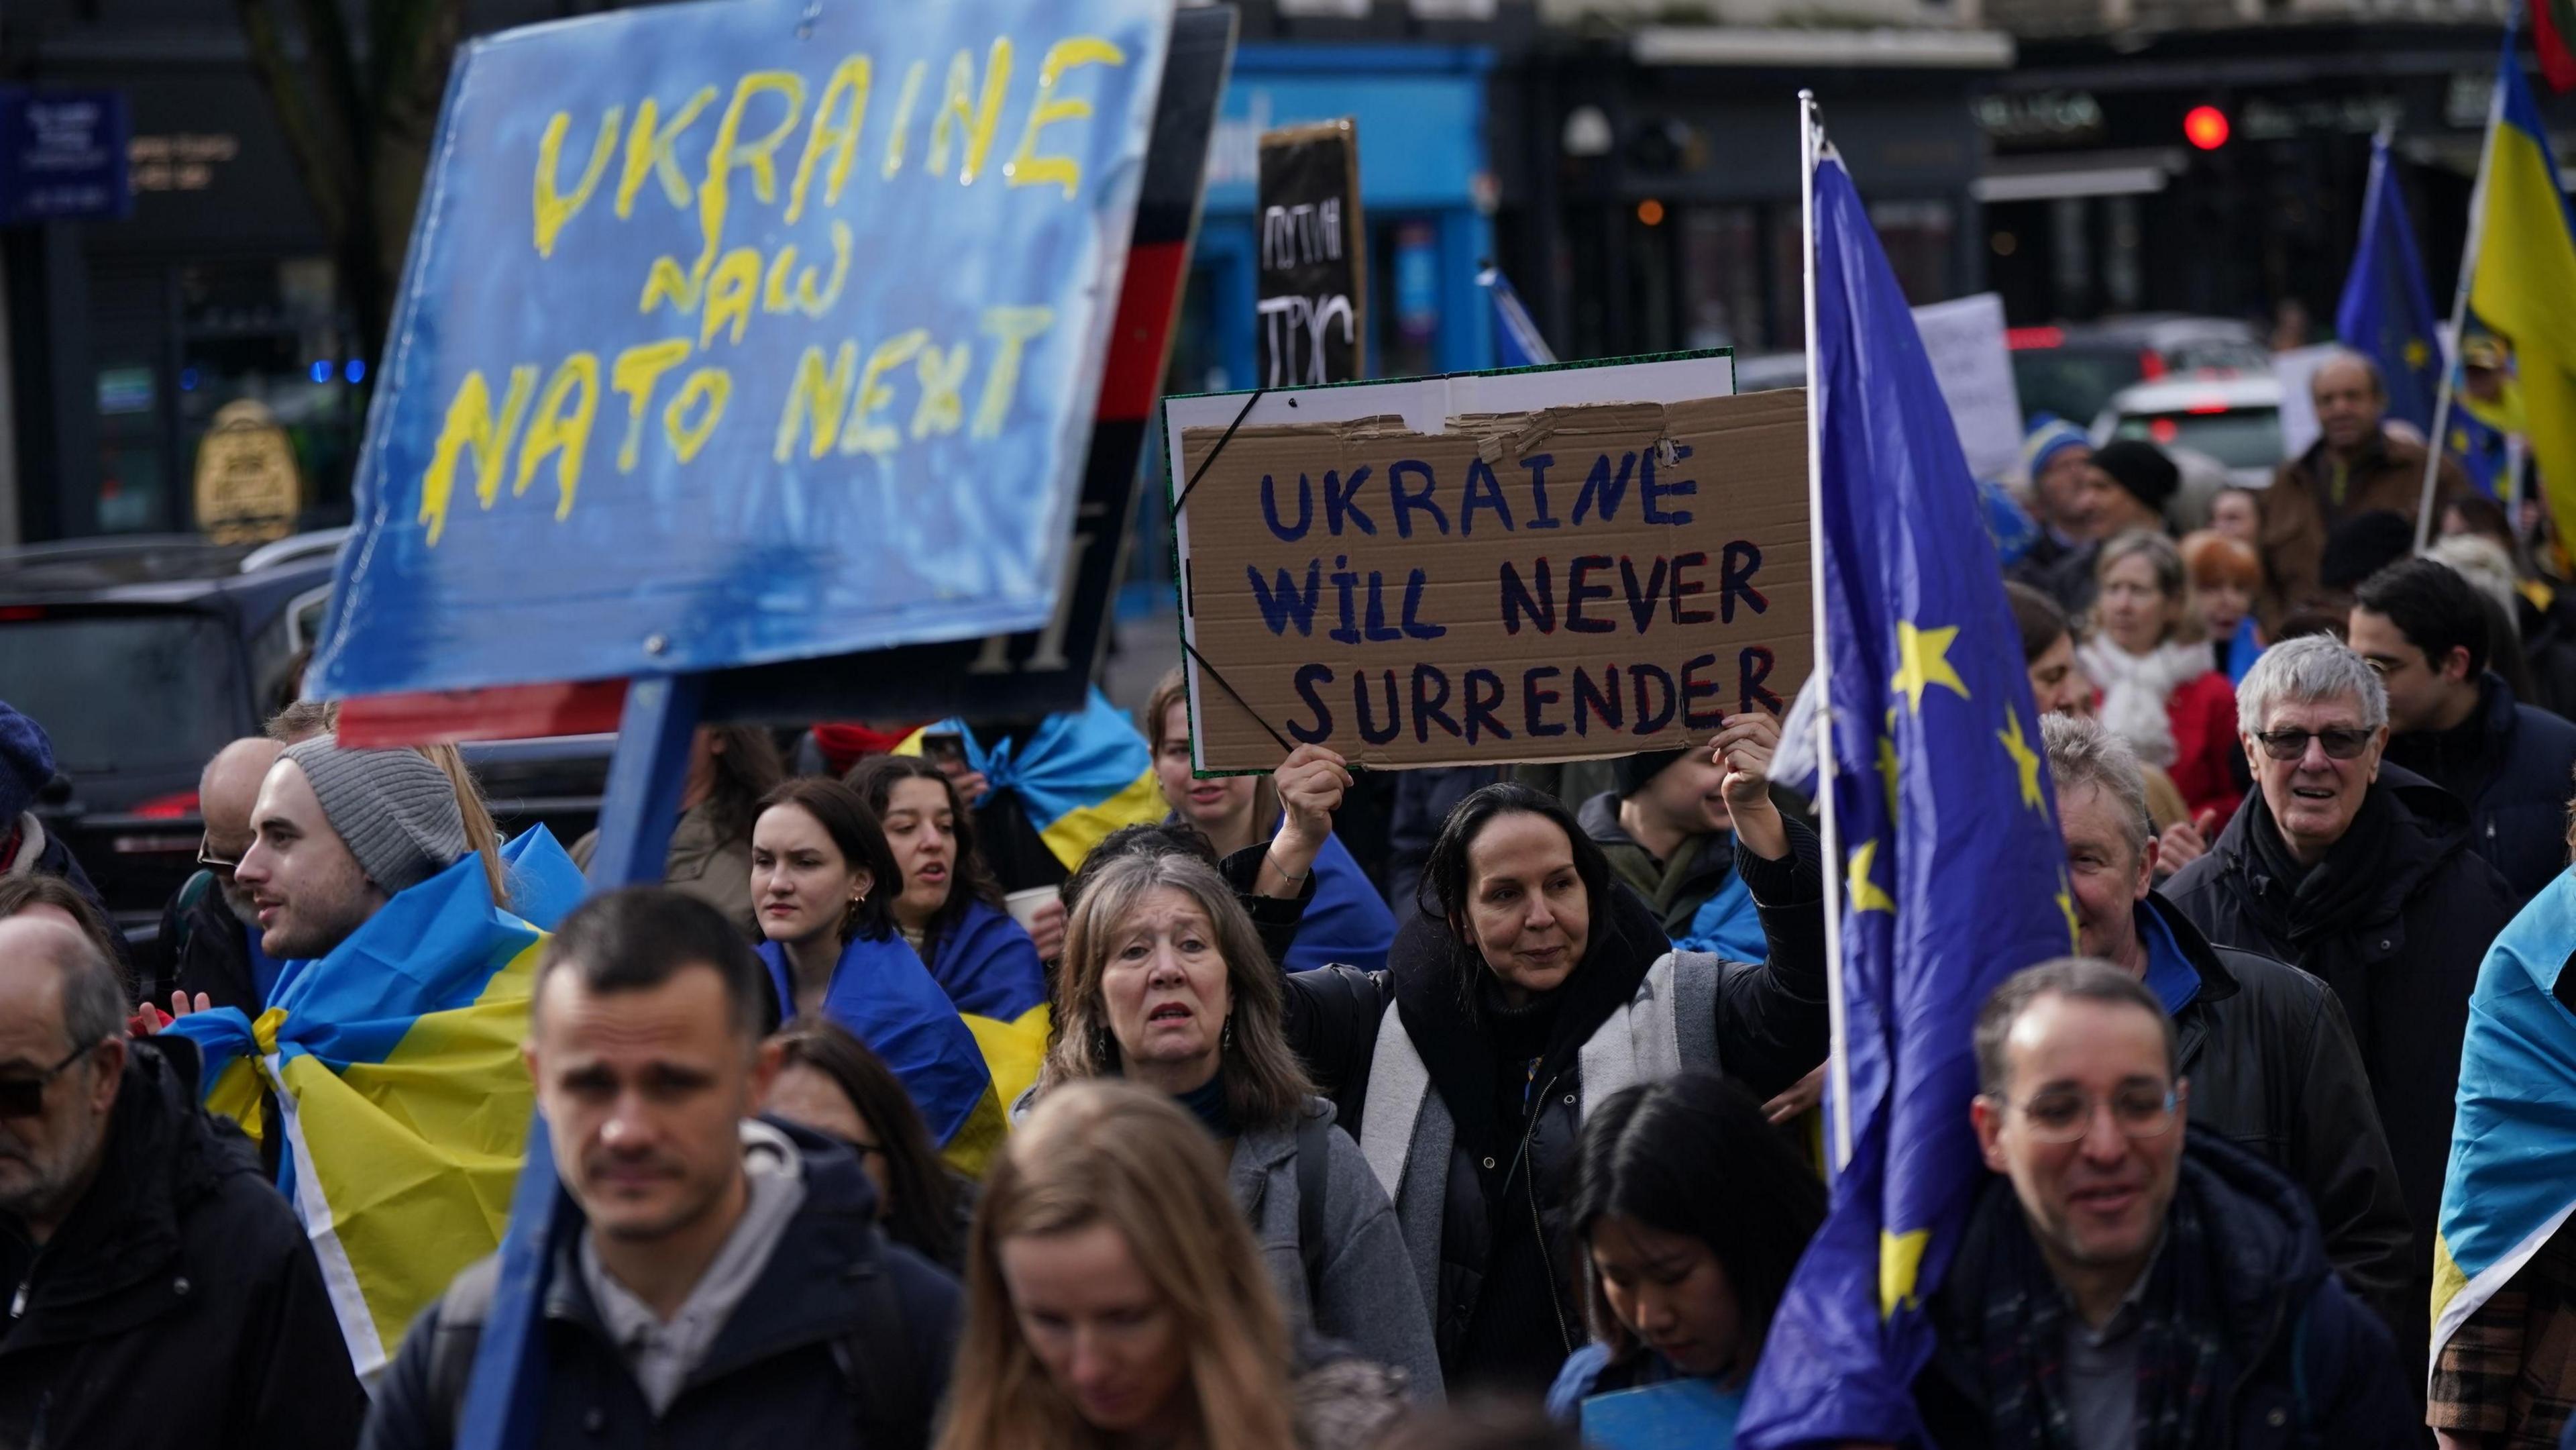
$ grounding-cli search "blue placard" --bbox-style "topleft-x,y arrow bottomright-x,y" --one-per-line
0,88 -> 132,225
309,0 -> 1173,698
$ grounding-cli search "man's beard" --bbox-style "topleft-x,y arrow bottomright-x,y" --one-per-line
222,880 -> 261,928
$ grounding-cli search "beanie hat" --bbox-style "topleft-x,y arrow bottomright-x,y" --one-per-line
1613,749 -> 1687,799
0,703 -> 53,823
2320,509 -> 2418,592
2092,439 -> 2181,514
280,738 -> 470,894
2021,418 -> 2091,481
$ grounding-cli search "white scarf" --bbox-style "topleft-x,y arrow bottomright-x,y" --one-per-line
2076,637 -> 2212,768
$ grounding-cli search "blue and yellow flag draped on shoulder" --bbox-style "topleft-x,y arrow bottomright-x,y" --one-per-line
759,932 -> 1009,1176
898,686 -> 1163,1107
1736,134 -> 2076,1450
2468,39 -> 2576,548
2337,130 -> 2444,433
2433,870 -> 2576,1376
162,827 -> 580,1380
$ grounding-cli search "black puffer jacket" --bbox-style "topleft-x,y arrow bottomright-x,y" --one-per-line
0,1038 -> 366,1450
1915,1132 -> 2414,1449
1282,821 -> 1825,1388
2164,765 -> 2517,1367
2145,892 -> 2412,1333
2382,673 -> 2576,904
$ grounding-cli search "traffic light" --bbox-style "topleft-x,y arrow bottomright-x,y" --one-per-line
2184,105 -> 2231,151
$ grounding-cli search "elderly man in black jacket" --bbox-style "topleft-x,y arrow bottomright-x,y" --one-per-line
2165,633 -> 2518,1380
0,916 -> 365,1449
2042,713 -> 2412,1331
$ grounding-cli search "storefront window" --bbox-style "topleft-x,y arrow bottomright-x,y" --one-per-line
176,256 -> 364,530
1379,219 -> 1442,381
1868,199 -> 1957,306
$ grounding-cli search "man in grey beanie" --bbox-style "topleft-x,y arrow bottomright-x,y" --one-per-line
233,739 -> 474,960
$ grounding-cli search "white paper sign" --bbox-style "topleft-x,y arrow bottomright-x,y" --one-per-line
1909,293 -> 2023,482
2272,344 -> 2334,462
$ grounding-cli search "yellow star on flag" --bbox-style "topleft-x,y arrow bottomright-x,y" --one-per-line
2055,878 -> 2081,951
2405,338 -> 2430,370
1877,733 -> 1901,822
1848,839 -> 1896,915
1891,621 -> 1970,713
1998,708 -> 2046,813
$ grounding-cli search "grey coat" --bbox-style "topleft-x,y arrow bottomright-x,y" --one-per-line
1232,1098 -> 1443,1400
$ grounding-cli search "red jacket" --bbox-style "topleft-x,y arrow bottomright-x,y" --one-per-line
2163,670 -> 2243,826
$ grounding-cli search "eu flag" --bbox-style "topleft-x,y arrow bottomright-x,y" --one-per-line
1735,134 -> 2076,1448
1479,264 -> 1557,368
2336,132 -> 2445,433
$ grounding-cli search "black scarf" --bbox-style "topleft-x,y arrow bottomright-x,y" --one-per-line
2383,682 -> 2494,805
2241,781 -> 2395,947
1964,1174 -> 2229,1450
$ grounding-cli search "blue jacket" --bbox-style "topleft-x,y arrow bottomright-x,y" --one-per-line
1280,828 -> 1397,974
1914,1131 -> 2412,1449
759,934 -> 995,1152
922,898 -> 1047,1021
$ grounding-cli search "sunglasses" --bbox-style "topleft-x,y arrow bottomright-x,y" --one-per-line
197,836 -> 242,874
2253,727 -> 2373,762
0,1041 -> 99,1120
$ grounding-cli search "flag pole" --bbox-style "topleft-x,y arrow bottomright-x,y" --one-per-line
2418,76 -> 2504,550
1799,89 -> 1853,1176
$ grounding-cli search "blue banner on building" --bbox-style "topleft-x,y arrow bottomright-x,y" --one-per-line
309,0 -> 1173,698
0,89 -> 131,225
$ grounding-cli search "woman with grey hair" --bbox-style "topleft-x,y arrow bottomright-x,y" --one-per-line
2165,632 -> 2519,1383
2079,528 -> 2244,826
1030,850 -> 1443,1398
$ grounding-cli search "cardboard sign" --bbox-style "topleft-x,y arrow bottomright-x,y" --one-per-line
1167,357 -> 1810,772
1256,119 -> 1364,387
307,0 -> 1173,699
1910,293 -> 2023,482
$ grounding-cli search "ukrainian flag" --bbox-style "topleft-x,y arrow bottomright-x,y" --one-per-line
2467,43 -> 2576,548
897,687 -> 1165,1108
162,829 -> 579,1380
2432,871 -> 2576,1379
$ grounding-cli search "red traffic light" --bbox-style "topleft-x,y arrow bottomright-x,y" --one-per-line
2184,105 -> 2231,150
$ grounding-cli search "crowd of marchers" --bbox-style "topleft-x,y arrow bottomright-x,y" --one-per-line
7,349 -> 2576,1449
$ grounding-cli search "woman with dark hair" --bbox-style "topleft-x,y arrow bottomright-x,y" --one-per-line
763,1019 -> 971,1271
1546,1070 -> 1826,1439
751,777 -> 1005,1175
1275,735 -> 1827,1390
845,754 -> 1045,1024
1032,851 -> 1442,1396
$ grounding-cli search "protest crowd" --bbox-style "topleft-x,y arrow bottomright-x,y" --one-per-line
19,7 -> 2576,1450
15,331 -> 2576,1450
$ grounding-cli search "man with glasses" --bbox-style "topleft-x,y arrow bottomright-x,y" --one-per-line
2166,633 -> 2516,1376
1910,957 -> 2407,1448
0,915 -> 364,1447
148,736 -> 282,1013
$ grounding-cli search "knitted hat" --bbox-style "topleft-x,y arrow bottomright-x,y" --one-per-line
2021,418 -> 2091,481
2093,439 -> 2181,513
280,738 -> 470,894
1613,749 -> 1687,799
0,703 -> 52,823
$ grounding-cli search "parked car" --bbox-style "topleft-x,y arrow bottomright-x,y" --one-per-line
2009,315 -> 2272,428
0,531 -> 607,937
2092,374 -> 2286,493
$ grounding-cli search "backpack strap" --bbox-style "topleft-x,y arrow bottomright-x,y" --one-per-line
829,1230 -> 932,1450
1296,1108 -> 1332,1308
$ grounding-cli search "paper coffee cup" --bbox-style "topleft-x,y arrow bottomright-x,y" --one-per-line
1004,886 -> 1056,933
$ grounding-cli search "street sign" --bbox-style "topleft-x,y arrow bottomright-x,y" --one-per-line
308,0 -> 1175,699
0,89 -> 132,226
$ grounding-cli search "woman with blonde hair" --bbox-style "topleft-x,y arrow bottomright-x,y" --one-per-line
2079,527 -> 2243,825
943,1080 -> 1393,1450
1034,851 -> 1440,1396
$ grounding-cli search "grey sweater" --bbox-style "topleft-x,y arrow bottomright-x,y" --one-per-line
1233,1098 -> 1444,1401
